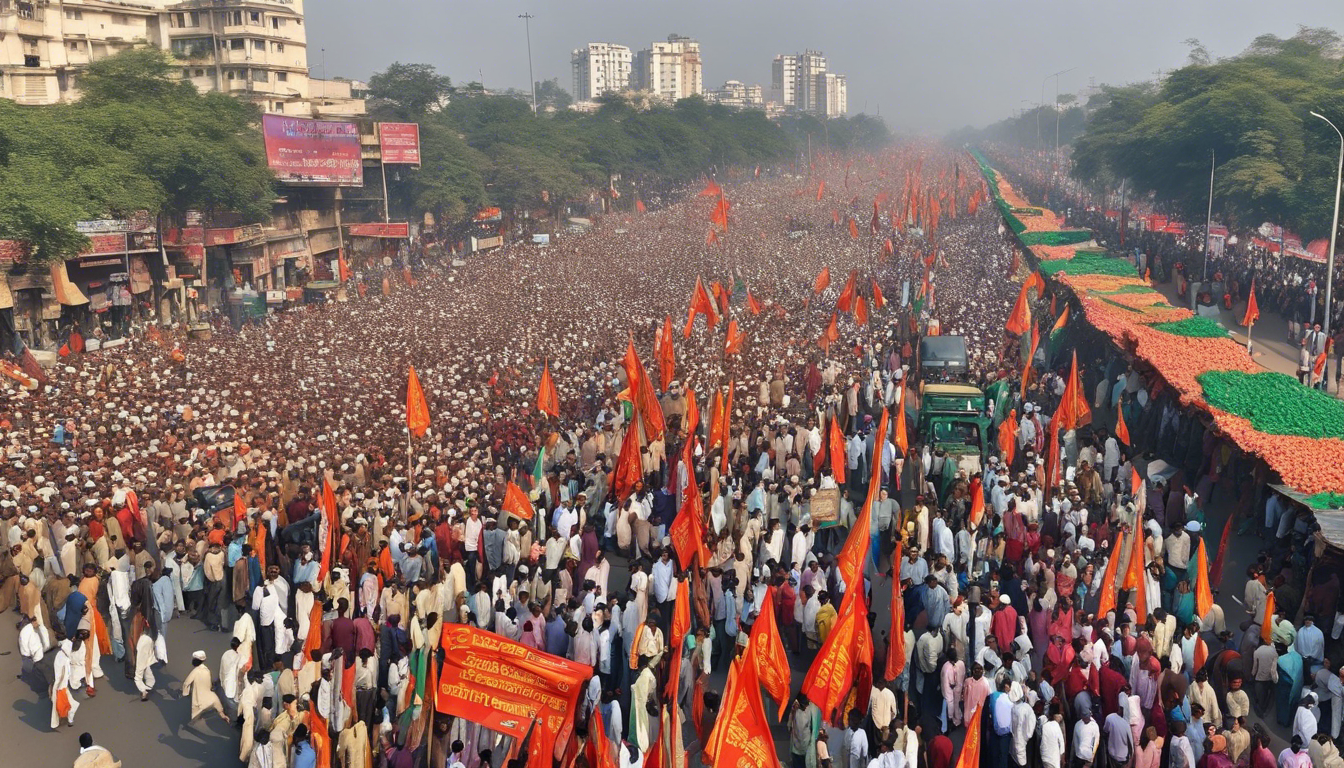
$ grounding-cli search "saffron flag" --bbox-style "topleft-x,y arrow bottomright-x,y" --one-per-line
954,702 -> 984,768
725,320 -> 746,356
1315,351 -> 1328,377
870,201 -> 881,234
968,477 -> 985,528
1193,634 -> 1209,671
747,585 -> 792,717
882,239 -> 894,258
707,389 -> 725,450
623,338 -> 666,439
406,365 -> 431,438
669,437 -> 710,568
1056,351 -> 1092,431
1260,592 -> 1276,643
1242,278 -> 1260,327
536,360 -> 560,418
588,704 -> 616,768
883,540 -> 907,681
1124,522 -> 1148,624
684,276 -> 719,337
707,228 -> 719,246
503,481 -> 535,520
1095,529 -> 1125,620
338,249 -> 352,283
816,180 -> 825,200
847,217 -> 859,239
684,385 -> 700,439
1210,511 -> 1234,587
1131,466 -> 1143,497
837,270 -> 858,313
823,415 -> 847,486
317,478 -> 339,583
636,199 -> 646,213
699,178 -> 722,197
1194,537 -> 1214,619
1050,304 -> 1070,343
997,409 -> 1018,468
1025,270 -> 1045,297
706,658 -> 781,768
813,266 -> 832,294
836,410 -> 888,591
1005,281 -> 1031,336
892,383 -> 909,456
819,312 -> 840,352
657,316 -> 676,391
1115,402 -> 1131,446
854,295 -> 869,326
612,418 -> 643,502
871,280 -> 886,309
747,290 -> 763,315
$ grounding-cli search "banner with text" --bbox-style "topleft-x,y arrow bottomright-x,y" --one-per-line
378,122 -> 421,165
262,114 -> 364,187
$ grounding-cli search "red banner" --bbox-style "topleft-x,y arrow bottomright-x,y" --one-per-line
378,122 -> 421,165
347,222 -> 410,238
436,626 -> 592,768
262,114 -> 363,186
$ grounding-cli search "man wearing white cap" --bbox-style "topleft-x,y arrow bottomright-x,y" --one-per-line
181,649 -> 228,725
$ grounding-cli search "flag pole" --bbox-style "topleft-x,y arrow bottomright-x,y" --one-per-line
405,426 -> 413,521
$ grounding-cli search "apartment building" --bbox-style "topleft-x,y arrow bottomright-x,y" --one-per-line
571,42 -> 630,102
770,53 -> 796,108
632,34 -> 701,102
709,80 -> 764,110
770,49 -> 848,117
0,0 -> 332,115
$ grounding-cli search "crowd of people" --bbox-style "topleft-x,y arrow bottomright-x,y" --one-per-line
0,145 -> 1336,768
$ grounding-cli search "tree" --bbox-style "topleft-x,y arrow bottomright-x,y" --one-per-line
534,79 -> 573,111
368,62 -> 452,120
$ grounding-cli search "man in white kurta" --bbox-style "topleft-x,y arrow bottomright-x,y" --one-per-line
182,650 -> 228,724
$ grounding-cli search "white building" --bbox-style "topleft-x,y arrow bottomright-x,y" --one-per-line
770,54 -> 796,107
0,0 -> 323,115
633,33 -> 701,102
709,79 -> 764,110
571,42 -> 630,102
795,49 -> 826,114
819,72 -> 846,117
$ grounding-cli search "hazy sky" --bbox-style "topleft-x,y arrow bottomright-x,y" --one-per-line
308,0 -> 1340,134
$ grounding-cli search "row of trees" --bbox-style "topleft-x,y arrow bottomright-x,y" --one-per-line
368,62 -> 891,222
977,27 -> 1344,241
0,52 -> 891,261
0,49 -> 274,262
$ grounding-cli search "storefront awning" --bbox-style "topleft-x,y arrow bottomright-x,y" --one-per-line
51,263 -> 88,306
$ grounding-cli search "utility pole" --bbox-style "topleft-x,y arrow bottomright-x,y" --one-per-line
1311,111 -> 1343,366
519,13 -> 537,113
1202,149 -> 1215,282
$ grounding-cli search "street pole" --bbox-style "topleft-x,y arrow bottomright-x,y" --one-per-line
519,13 -> 537,114
1311,111 -> 1343,382
1202,149 -> 1215,282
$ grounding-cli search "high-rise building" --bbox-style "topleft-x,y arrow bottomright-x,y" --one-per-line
709,80 -> 764,110
770,54 -> 796,107
819,72 -> 847,117
0,0 -> 321,115
795,49 -> 826,114
571,42 -> 631,102
632,34 -> 701,102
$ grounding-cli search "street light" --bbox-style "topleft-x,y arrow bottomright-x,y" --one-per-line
1039,67 -> 1075,151
1311,110 -> 1343,354
519,13 -> 537,113
1202,149 -> 1215,281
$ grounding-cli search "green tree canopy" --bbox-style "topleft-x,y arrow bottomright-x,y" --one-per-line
368,62 -> 452,120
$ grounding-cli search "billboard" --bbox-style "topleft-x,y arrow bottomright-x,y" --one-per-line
261,114 -> 363,186
378,122 -> 421,165
347,222 -> 409,238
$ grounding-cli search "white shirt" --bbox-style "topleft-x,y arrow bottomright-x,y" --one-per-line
1039,718 -> 1065,768
252,582 -> 284,627
651,559 -> 674,603
1072,719 -> 1100,763
19,622 -> 49,661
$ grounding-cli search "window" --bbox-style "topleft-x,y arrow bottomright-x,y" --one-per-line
228,10 -> 242,26
276,71 -> 287,82
173,12 -> 183,27
275,42 -> 284,53
111,14 -> 128,25
249,11 -> 260,24
189,11 -> 199,27
253,39 -> 265,51
251,69 -> 267,82
64,9 -> 82,20
229,38 -> 244,50
195,69 -> 205,77
271,17 -> 282,29
72,41 -> 84,51
171,38 -> 212,59
272,102 -> 283,112
226,70 -> 235,80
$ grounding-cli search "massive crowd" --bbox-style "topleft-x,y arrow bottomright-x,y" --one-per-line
0,145 -> 1337,768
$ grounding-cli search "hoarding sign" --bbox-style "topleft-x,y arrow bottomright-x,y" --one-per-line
378,122 -> 421,165
261,114 -> 363,187
347,222 -> 410,238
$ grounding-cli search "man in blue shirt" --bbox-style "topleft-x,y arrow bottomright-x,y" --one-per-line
546,612 -> 571,658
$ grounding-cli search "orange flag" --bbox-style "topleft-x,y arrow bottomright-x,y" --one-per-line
748,585 -> 792,717
1005,281 -> 1031,336
746,290 -> 763,315
801,586 -> 862,720
657,317 -> 676,391
707,228 -> 719,246
836,410 -> 888,591
819,311 -> 840,352
707,389 -> 725,450
824,415 -> 847,486
302,598 -> 325,658
536,360 -> 560,418
997,409 -> 1018,468
882,239 -> 894,258
837,270 -> 858,312
871,279 -> 886,309
719,381 -> 735,475
1025,270 -> 1045,297
669,436 -> 711,568
665,577 -> 693,702
502,481 -> 535,520
854,294 -> 869,326
624,338 -> 666,439
1242,278 -> 1260,327
954,701 -> 984,768
684,385 -> 700,438
813,266 -> 831,294
725,320 -> 746,356
1194,537 -> 1214,619
847,217 -> 860,239
968,477 -> 985,528
612,417 -> 643,502
816,180 -> 825,200
1056,351 -> 1092,431
588,702 -> 617,768
892,383 -> 909,456
1315,351 -> 1328,377
707,658 -> 781,768
684,277 -> 719,337
1131,466 -> 1143,497
1193,634 -> 1209,670
406,365 -> 431,438
1124,523 -> 1148,625
338,249 -> 351,282
1096,529 -> 1126,620
699,178 -> 722,197
1115,401 -> 1131,446
883,541 -> 907,681
1260,590 -> 1276,643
